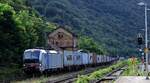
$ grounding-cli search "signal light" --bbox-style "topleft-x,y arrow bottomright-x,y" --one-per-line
137,33 -> 143,45
137,37 -> 143,45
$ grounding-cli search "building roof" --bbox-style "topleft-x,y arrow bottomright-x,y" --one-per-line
47,25 -> 78,37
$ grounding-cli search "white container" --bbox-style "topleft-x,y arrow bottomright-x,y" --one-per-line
88,53 -> 93,64
97,55 -> 103,63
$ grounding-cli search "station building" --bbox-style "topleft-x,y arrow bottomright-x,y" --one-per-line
47,26 -> 78,51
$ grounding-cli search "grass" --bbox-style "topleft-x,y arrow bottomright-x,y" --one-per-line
122,58 -> 144,76
13,76 -> 49,83
76,60 -> 127,83
76,58 -> 145,83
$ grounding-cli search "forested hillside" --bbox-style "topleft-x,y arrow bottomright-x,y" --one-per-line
2,0 -> 150,65
0,1 -> 108,80
1,0 -> 149,81
27,0 -> 150,55
0,0 -> 104,66
0,0 -> 57,65
2,0 -> 150,66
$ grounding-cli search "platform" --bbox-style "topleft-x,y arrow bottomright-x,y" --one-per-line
115,76 -> 150,83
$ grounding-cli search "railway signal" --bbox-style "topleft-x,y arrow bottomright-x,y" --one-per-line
138,1 -> 150,79
137,33 -> 143,45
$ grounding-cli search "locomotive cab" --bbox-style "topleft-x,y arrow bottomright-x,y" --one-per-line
23,49 -> 46,73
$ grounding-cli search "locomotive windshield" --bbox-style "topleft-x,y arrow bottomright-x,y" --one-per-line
23,50 -> 40,63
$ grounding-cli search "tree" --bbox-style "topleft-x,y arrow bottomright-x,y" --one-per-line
0,3 -> 55,65
78,36 -> 106,55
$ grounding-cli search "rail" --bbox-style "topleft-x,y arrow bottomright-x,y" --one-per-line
89,66 -> 127,83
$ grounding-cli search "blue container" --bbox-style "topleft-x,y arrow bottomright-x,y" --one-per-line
41,50 -> 63,70
47,52 -> 63,69
63,50 -> 74,66
109,56 -> 112,61
73,51 -> 82,65
81,52 -> 89,65
36,50 -> 64,72
107,56 -> 110,62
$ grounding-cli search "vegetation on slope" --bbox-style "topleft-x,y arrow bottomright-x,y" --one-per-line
26,0 -> 150,56
1,0 -> 144,82
78,36 -> 107,55
0,0 -> 106,81
0,1 -> 56,80
0,0 -> 106,66
0,0 -> 57,65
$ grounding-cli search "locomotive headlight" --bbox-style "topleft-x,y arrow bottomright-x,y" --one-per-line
23,64 -> 26,67
39,64 -> 42,66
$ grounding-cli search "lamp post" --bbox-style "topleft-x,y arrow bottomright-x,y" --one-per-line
138,2 -> 150,79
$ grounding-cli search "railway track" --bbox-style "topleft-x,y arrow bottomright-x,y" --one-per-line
9,64 -> 110,83
9,62 -> 117,83
46,65 -> 110,83
46,63 -> 126,83
89,66 -> 127,83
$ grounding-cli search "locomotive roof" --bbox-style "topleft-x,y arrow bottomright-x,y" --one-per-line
25,49 -> 47,53
24,49 -> 59,54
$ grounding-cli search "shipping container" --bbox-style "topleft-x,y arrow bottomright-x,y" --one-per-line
81,52 -> 89,65
103,55 -> 107,62
97,55 -> 100,63
92,53 -> 97,64
112,57 -> 116,61
106,56 -> 109,62
41,50 -> 63,70
47,51 -> 63,69
100,55 -> 103,63
97,55 -> 103,63
73,51 -> 82,65
63,50 -> 74,66
109,56 -> 112,61
88,53 -> 93,64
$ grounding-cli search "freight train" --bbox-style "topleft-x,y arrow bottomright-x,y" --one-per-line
23,49 -> 118,74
